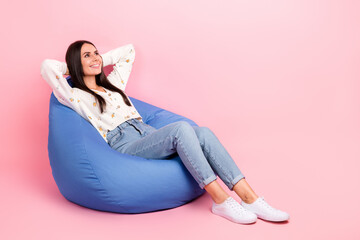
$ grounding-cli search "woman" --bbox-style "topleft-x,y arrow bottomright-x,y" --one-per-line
41,40 -> 290,224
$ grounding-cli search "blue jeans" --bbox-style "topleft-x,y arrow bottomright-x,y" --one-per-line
106,118 -> 245,190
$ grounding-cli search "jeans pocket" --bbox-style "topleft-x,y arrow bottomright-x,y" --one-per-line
108,129 -> 124,147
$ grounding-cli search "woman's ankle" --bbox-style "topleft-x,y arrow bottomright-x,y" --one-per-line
212,194 -> 231,204
204,180 -> 231,204
241,195 -> 258,204
233,179 -> 259,204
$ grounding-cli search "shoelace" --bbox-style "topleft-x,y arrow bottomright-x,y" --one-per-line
258,197 -> 277,211
226,198 -> 248,214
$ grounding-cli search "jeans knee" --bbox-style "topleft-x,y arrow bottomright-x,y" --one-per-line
174,120 -> 192,129
172,121 -> 195,137
194,126 -> 214,142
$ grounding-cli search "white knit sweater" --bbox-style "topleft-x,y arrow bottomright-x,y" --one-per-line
41,43 -> 143,143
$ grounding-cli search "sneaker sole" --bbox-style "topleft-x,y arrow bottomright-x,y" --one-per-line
212,208 -> 257,224
257,215 -> 290,222
247,211 -> 289,222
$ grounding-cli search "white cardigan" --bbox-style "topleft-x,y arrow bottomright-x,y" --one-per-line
41,43 -> 143,143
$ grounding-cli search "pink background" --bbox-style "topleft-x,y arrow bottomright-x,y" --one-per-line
1,0 -> 359,239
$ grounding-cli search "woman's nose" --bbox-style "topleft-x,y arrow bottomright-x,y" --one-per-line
92,55 -> 100,62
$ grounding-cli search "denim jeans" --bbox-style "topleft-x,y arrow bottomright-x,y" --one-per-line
106,118 -> 245,190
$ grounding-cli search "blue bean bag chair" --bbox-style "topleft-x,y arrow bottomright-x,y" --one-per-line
47,76 -> 205,213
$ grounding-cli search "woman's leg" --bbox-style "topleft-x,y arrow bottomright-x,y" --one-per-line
108,119 -> 288,223
119,120 -> 256,204
191,126 -> 258,201
191,125 -> 289,222
117,121 -> 220,191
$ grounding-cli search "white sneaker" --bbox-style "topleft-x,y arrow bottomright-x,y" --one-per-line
212,196 -> 257,224
241,196 -> 290,222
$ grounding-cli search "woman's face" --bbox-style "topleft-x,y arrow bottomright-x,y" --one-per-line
80,43 -> 102,76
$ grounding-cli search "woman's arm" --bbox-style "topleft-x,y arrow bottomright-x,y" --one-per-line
41,59 -> 77,109
100,43 -> 136,91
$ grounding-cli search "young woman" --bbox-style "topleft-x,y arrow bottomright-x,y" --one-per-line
41,40 -> 290,224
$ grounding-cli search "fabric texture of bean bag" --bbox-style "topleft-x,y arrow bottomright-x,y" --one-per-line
47,76 -> 205,213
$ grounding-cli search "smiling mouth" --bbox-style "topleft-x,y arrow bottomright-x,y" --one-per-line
90,64 -> 100,68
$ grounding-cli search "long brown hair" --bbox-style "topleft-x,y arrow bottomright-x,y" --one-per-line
65,40 -> 132,113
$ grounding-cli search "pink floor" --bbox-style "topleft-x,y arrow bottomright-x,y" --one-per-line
2,129 -> 359,240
